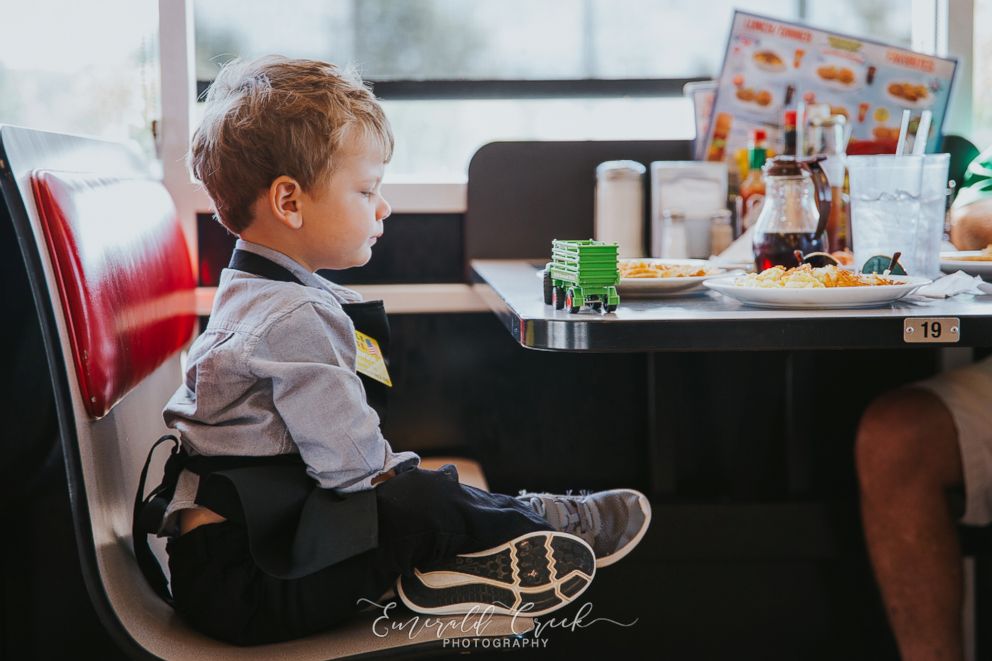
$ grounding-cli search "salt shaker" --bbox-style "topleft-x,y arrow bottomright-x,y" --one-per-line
662,210 -> 689,259
595,161 -> 646,259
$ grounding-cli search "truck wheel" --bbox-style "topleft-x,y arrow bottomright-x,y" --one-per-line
605,287 -> 618,313
566,289 -> 580,314
553,286 -> 565,310
543,270 -> 553,305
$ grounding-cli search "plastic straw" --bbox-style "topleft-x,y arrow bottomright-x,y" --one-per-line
895,109 -> 911,156
913,110 -> 932,156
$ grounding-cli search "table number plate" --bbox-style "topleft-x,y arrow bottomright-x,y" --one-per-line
903,317 -> 960,344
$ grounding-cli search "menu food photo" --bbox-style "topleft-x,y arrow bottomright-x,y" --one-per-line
704,11 -> 957,167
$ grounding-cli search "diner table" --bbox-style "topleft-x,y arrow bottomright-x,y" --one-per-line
472,259 -> 992,495
471,260 -> 992,352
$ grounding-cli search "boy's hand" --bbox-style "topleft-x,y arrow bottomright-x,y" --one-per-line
371,469 -> 396,485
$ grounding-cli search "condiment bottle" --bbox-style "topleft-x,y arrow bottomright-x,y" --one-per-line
595,161 -> 647,259
783,110 -> 798,157
751,157 -> 832,271
709,209 -> 734,255
811,114 -> 851,252
739,129 -> 768,230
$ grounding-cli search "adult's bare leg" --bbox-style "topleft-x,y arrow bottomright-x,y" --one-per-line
856,388 -> 965,661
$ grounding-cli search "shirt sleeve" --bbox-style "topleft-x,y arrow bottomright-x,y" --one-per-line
248,299 -> 419,492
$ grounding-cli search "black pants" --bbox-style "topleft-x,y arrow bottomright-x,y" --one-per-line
166,468 -> 551,645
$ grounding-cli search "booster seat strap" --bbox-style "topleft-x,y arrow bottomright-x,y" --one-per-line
228,249 -> 303,285
132,434 -> 184,604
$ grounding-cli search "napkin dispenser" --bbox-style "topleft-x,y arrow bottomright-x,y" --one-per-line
651,161 -> 728,258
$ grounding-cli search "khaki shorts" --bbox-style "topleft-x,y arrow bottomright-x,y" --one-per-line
914,354 -> 992,526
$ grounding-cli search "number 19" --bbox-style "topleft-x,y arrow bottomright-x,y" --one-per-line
922,321 -> 942,339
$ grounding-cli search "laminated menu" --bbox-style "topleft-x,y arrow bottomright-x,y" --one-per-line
704,11 -> 957,168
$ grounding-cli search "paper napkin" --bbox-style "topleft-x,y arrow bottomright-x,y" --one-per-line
915,270 -> 992,298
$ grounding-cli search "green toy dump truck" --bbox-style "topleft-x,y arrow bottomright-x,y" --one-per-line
543,239 -> 620,313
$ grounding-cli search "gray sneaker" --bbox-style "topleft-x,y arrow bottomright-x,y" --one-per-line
518,489 -> 651,568
396,531 -> 596,617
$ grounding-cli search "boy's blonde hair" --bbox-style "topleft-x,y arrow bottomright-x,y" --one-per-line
190,56 -> 393,234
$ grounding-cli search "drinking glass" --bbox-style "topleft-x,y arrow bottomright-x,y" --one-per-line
848,154 -> 950,277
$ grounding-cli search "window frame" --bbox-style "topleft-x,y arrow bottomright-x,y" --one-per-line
163,0 -> 965,221
197,77 -> 709,102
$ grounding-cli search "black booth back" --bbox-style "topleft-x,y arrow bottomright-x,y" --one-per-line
466,140 -> 692,261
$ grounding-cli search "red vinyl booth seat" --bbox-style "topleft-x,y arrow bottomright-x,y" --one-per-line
1,126 -> 518,659
30,171 -> 196,418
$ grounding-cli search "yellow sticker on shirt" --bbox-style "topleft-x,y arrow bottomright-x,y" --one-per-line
354,330 -> 392,387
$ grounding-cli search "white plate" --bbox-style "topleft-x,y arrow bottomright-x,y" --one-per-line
941,252 -> 992,278
703,275 -> 931,309
618,259 -> 730,296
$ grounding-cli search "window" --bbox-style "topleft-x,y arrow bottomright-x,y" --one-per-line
194,0 -> 912,178
975,0 -> 992,149
0,2 -> 159,163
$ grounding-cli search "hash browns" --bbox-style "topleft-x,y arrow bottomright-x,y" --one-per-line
736,264 -> 897,288
620,260 -> 714,278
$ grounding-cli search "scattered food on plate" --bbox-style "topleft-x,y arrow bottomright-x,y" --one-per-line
704,269 -> 929,308
620,260 -> 716,278
735,264 -> 896,288
946,244 -> 992,261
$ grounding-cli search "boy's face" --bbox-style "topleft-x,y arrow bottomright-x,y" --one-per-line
300,131 -> 391,270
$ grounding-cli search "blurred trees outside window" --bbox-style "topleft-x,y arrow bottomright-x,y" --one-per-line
0,1 -> 935,178
0,2 -> 159,164
195,0 -> 913,178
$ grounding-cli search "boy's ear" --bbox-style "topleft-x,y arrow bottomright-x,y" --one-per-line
268,176 -> 304,230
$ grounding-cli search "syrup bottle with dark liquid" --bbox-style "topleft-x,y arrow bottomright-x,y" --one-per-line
751,156 -> 831,271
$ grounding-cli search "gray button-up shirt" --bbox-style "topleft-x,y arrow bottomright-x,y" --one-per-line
160,239 -> 419,534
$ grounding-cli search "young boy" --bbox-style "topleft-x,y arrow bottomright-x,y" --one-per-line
156,55 -> 650,645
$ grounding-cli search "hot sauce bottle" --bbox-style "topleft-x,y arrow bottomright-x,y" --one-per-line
739,129 -> 768,230
783,110 -> 798,157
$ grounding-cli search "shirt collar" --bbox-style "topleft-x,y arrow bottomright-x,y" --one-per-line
233,239 -> 363,304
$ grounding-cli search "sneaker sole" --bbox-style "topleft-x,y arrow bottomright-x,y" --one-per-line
396,531 -> 595,617
595,490 -> 652,568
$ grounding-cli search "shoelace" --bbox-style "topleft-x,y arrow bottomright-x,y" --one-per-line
523,493 -> 596,537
